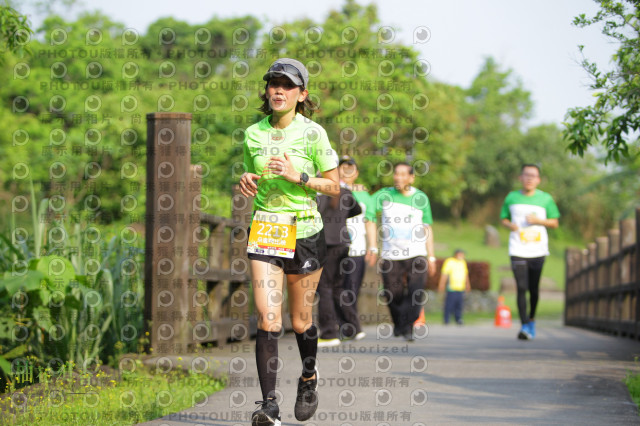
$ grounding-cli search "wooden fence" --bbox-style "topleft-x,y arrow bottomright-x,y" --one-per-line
565,207 -> 640,338
144,113 -> 254,354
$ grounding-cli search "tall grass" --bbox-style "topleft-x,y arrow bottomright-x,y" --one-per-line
625,359 -> 640,409
0,180 -> 145,391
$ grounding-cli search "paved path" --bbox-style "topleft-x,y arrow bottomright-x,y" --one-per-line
139,320 -> 640,425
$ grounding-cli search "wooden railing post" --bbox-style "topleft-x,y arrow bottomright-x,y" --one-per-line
620,219 -> 635,287
565,249 -> 574,325
144,112 -> 194,355
620,218 -> 636,330
608,229 -> 621,332
581,248 -> 589,320
608,229 -> 621,288
635,207 -> 640,338
187,164 -> 202,340
596,236 -> 609,322
230,184 -> 253,339
587,243 -> 597,321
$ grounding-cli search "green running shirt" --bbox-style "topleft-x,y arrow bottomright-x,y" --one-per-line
366,187 -> 433,260
243,113 -> 336,238
500,189 -> 560,258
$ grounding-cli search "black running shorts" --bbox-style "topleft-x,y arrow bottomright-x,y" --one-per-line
247,228 -> 327,275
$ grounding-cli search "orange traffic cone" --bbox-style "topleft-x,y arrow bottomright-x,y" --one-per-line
494,296 -> 512,328
414,307 -> 426,326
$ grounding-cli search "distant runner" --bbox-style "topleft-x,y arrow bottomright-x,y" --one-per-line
500,164 -> 560,340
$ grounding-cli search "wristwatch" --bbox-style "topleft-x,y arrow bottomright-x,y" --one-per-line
298,172 -> 309,186
428,256 -> 436,262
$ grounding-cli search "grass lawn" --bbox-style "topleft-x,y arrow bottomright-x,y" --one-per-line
0,360 -> 225,426
625,363 -> 640,410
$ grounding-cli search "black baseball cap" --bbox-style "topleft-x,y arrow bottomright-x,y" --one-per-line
339,155 -> 357,167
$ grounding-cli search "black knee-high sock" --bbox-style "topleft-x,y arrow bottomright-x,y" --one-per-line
256,328 -> 280,400
295,324 -> 318,378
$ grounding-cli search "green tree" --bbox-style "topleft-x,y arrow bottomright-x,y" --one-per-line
457,57 -> 533,218
0,4 -> 33,61
1,11 -> 263,227
564,0 -> 640,163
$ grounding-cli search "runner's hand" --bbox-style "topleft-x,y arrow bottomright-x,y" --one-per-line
267,152 -> 299,183
239,172 -> 260,197
428,258 -> 437,277
525,214 -> 540,225
365,250 -> 377,267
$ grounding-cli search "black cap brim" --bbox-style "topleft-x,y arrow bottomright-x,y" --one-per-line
262,71 -> 304,87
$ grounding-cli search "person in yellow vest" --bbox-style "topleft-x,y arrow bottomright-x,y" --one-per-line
438,249 -> 471,325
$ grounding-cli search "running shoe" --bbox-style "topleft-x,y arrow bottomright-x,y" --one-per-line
528,320 -> 536,338
517,323 -> 532,340
294,367 -> 319,421
402,330 -> 415,342
340,331 -> 366,342
317,338 -> 340,347
251,398 -> 281,426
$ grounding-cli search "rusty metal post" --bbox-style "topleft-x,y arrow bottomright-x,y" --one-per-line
144,112 -> 193,355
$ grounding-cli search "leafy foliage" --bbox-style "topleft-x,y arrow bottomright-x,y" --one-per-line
0,183 -> 144,388
0,4 -> 33,61
564,0 -> 640,163
457,57 -> 533,217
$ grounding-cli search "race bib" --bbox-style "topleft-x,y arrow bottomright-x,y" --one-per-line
247,211 -> 297,258
520,226 -> 541,243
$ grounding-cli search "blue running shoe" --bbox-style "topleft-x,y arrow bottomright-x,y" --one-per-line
517,323 -> 532,340
528,320 -> 536,338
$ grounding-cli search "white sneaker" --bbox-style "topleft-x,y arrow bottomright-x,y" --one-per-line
354,331 -> 366,341
317,338 -> 341,347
